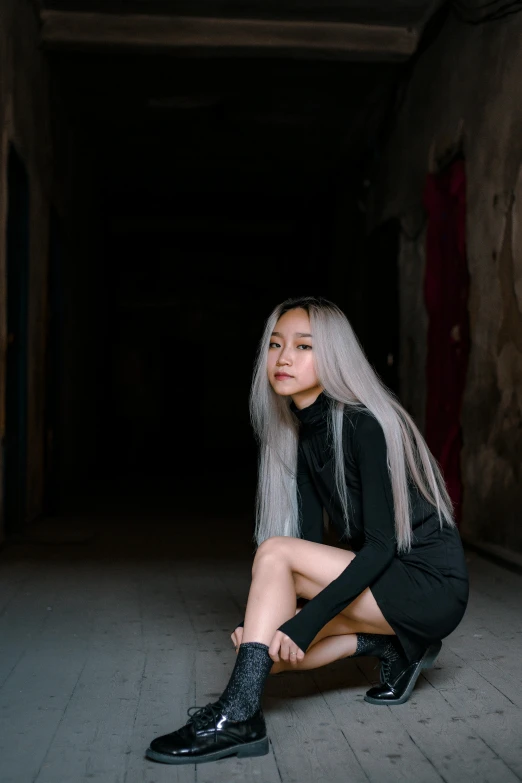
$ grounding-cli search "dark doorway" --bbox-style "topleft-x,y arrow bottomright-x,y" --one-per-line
100,178 -> 336,482
3,145 -> 30,538
423,158 -> 470,526
46,52 -> 403,504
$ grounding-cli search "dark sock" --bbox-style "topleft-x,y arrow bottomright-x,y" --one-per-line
351,633 -> 400,659
218,641 -> 274,721
350,633 -> 406,682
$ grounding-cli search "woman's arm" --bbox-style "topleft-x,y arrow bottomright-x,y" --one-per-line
277,413 -> 397,652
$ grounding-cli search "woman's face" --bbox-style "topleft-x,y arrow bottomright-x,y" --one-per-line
267,307 -> 323,408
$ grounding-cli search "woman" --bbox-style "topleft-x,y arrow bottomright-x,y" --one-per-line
146,296 -> 469,766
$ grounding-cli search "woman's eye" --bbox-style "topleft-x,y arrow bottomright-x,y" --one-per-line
269,342 -> 311,349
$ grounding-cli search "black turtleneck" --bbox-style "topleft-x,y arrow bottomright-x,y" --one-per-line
289,389 -> 331,427
275,390 -> 465,658
236,390 -> 469,663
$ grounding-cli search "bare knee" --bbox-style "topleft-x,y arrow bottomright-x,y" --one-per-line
254,536 -> 289,558
252,536 -> 291,574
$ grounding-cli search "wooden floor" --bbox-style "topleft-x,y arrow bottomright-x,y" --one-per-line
1,494 -> 521,783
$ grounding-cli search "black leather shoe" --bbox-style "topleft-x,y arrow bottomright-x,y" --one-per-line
375,637 -> 408,685
365,641 -> 442,705
145,699 -> 269,764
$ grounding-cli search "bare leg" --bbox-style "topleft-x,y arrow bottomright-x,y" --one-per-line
268,610 -> 358,674
234,607 -> 358,674
241,544 -> 297,646
241,536 -> 394,656
269,633 -> 358,674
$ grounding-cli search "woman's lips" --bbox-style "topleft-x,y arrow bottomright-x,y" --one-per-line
275,374 -> 293,380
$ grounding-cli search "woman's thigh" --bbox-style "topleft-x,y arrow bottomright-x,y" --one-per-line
258,536 -> 395,635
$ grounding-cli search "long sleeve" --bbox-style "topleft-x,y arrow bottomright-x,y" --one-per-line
277,413 -> 397,652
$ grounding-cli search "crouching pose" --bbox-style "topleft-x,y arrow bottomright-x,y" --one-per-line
146,295 -> 469,765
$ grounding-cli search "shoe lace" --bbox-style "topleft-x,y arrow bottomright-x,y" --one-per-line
380,659 -> 392,684
371,646 -> 399,684
186,702 -> 223,733
376,640 -> 406,684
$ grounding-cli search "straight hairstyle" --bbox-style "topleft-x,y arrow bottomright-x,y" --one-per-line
249,296 -> 455,553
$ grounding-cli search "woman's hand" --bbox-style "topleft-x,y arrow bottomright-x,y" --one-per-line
230,624 -> 244,652
268,630 -> 305,665
231,607 -> 304,659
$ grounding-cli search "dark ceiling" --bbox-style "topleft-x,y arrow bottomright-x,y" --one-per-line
50,53 -> 399,191
39,0 -> 441,26
44,0 -> 443,203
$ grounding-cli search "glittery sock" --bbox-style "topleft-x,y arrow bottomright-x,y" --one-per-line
218,641 -> 274,721
351,633 -> 399,658
350,633 -> 406,682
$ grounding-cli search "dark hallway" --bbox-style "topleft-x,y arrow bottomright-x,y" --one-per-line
48,53 -> 399,500
1,1 -> 522,781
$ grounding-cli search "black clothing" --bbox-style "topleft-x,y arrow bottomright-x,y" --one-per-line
219,642 -> 274,720
277,391 -> 469,664
364,641 -> 442,705
146,702 -> 269,763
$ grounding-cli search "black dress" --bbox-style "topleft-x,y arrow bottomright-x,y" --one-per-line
274,391 -> 469,664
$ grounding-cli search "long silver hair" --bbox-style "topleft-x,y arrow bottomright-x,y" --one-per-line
249,295 -> 455,553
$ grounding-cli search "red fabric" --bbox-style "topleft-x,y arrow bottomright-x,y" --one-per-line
422,159 -> 470,526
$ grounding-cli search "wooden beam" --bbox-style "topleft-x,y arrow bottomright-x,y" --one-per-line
39,11 -> 418,60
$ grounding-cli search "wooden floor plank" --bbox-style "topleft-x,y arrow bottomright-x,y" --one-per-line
0,562 -> 65,688
0,557 -> 36,615
307,659 -> 445,782
27,561 -> 146,783
423,647 -> 522,778
466,551 -> 522,602
176,562 -> 282,783
124,561 -> 197,783
355,652 -> 520,783
0,563 -> 97,782
1,516 -> 521,783
266,666 -> 373,783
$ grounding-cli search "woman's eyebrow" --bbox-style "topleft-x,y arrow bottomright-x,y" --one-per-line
271,331 -> 313,338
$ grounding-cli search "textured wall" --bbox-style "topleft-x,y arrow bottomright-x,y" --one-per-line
375,14 -> 522,552
0,0 -> 70,541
